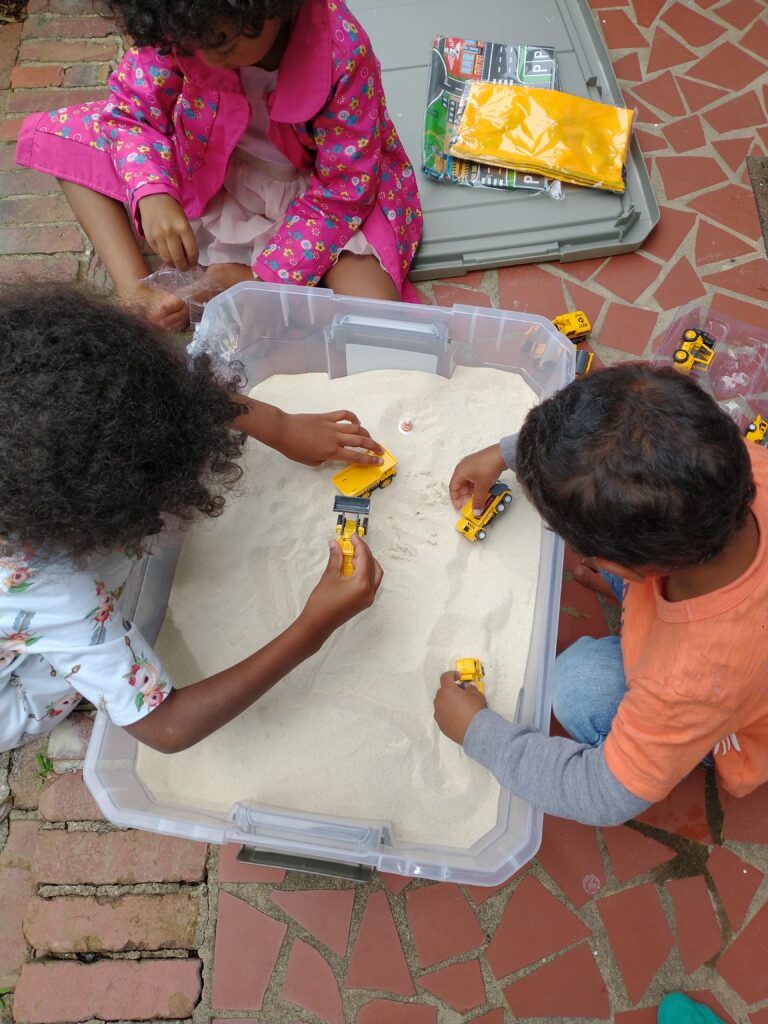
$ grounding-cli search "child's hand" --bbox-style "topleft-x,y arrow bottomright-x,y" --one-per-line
278,411 -> 385,467
449,443 -> 507,516
299,534 -> 383,640
138,194 -> 199,271
433,671 -> 488,744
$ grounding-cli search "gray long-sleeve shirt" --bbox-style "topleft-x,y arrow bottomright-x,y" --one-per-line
460,435 -> 651,826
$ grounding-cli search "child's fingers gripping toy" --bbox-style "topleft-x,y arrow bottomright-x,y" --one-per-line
455,658 -> 485,694
331,448 -> 398,499
334,496 -> 370,577
455,482 -> 513,541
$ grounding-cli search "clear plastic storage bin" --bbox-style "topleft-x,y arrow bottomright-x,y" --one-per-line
84,282 -> 573,885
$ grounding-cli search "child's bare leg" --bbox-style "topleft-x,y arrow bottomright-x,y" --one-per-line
322,252 -> 400,301
573,560 -> 620,601
205,262 -> 255,290
59,180 -> 188,331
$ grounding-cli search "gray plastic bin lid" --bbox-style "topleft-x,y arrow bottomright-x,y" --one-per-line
350,0 -> 660,278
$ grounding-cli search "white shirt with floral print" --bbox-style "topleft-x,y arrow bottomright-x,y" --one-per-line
0,539 -> 172,753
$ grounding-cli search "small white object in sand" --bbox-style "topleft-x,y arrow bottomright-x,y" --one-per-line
138,366 -> 542,848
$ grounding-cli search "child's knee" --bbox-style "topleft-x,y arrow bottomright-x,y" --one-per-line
553,635 -> 626,746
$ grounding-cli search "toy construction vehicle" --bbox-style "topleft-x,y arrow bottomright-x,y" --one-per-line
672,328 -> 716,375
745,414 -> 768,444
552,311 -> 591,342
455,658 -> 485,694
334,496 -> 370,577
331,448 -> 398,499
575,349 -> 593,379
455,482 -> 513,542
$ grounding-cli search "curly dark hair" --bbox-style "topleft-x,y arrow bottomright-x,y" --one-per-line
0,285 -> 247,558
516,362 -> 756,571
103,0 -> 306,53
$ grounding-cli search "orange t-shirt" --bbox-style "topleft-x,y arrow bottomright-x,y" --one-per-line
604,443 -> 768,803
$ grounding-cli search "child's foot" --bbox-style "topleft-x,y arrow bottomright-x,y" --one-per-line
573,560 -> 619,601
205,263 -> 255,291
120,283 -> 190,332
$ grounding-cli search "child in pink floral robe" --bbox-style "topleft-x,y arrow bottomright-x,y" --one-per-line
16,0 -> 422,329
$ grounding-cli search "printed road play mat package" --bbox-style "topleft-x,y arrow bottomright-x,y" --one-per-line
423,37 -> 558,194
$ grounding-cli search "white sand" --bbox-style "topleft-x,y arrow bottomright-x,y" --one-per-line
138,366 -> 542,848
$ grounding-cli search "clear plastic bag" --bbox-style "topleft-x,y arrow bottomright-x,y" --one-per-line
449,82 -> 634,193
140,266 -> 223,325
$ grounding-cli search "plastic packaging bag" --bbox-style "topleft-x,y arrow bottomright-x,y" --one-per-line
140,266 -> 223,325
449,82 -> 633,193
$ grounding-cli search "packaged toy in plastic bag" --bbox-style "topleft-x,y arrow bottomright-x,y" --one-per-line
140,266 -> 223,324
449,83 -> 633,193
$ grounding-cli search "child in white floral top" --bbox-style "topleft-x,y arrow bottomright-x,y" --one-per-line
0,286 -> 383,755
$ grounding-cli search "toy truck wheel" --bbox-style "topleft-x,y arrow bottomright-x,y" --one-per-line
683,329 -> 699,342
477,530 -> 487,540
380,477 -> 392,488
673,349 -> 689,364
502,493 -> 512,504
495,501 -> 506,512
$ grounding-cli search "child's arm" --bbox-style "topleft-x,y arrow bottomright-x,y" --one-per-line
232,398 -> 385,466
434,674 -> 651,826
448,436 -> 518,514
125,534 -> 381,753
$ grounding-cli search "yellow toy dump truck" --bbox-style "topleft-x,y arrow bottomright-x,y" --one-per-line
333,496 -> 370,577
331,448 -> 398,499
672,328 -> 716,375
455,482 -> 513,542
456,658 -> 485,694
746,414 -> 768,444
551,310 -> 591,342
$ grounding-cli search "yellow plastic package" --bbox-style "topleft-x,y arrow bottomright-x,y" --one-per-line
449,82 -> 634,193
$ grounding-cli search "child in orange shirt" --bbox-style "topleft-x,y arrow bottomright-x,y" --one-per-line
435,363 -> 767,824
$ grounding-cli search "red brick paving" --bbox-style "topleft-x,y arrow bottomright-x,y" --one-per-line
2,1 -> 768,1021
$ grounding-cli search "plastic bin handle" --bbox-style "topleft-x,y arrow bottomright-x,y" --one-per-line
231,803 -> 389,854
329,313 -> 449,356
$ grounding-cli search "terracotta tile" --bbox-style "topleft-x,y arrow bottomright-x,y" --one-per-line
497,264 -> 566,318
433,284 -> 493,309
705,92 -> 766,136
666,875 -> 722,973
710,292 -> 768,333
595,10 -> 648,49
589,0 -> 630,7
281,938 -> 344,1024
695,221 -> 755,267
464,877 -> 518,906
406,883 -> 484,970
750,1012 -> 768,1024
418,959 -> 486,1013
661,2 -> 725,45
623,89 -> 664,126
595,252 -> 661,303
218,844 -> 286,884
633,71 -> 686,118
563,281 -> 605,329
713,137 -> 756,173
503,942 -> 610,1019
683,992 -> 735,1024
677,76 -> 730,113
357,1001 -> 436,1024
602,825 -> 676,882
633,0 -> 667,27
635,128 -> 668,153
636,772 -> 710,842
662,114 -> 706,154
469,1012 -> 504,1024
615,1011 -> 658,1024
654,256 -> 707,311
613,52 -> 642,82
686,42 -> 766,92
537,817 -> 605,908
706,846 -> 763,930
719,780 -> 768,844
716,0 -> 764,29
558,575 -> 612,654
716,902 -> 768,1004
703,258 -> 768,304
380,873 -> 411,896
642,206 -> 697,261
487,876 -> 591,979
688,183 -> 762,242
562,257 -> 608,282
739,18 -> 768,61
345,890 -> 414,995
657,155 -> 727,201
647,27 -> 697,74
439,270 -> 485,288
270,889 -> 355,958
211,892 -> 287,1011
598,303 -> 657,356
598,884 -> 674,1004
